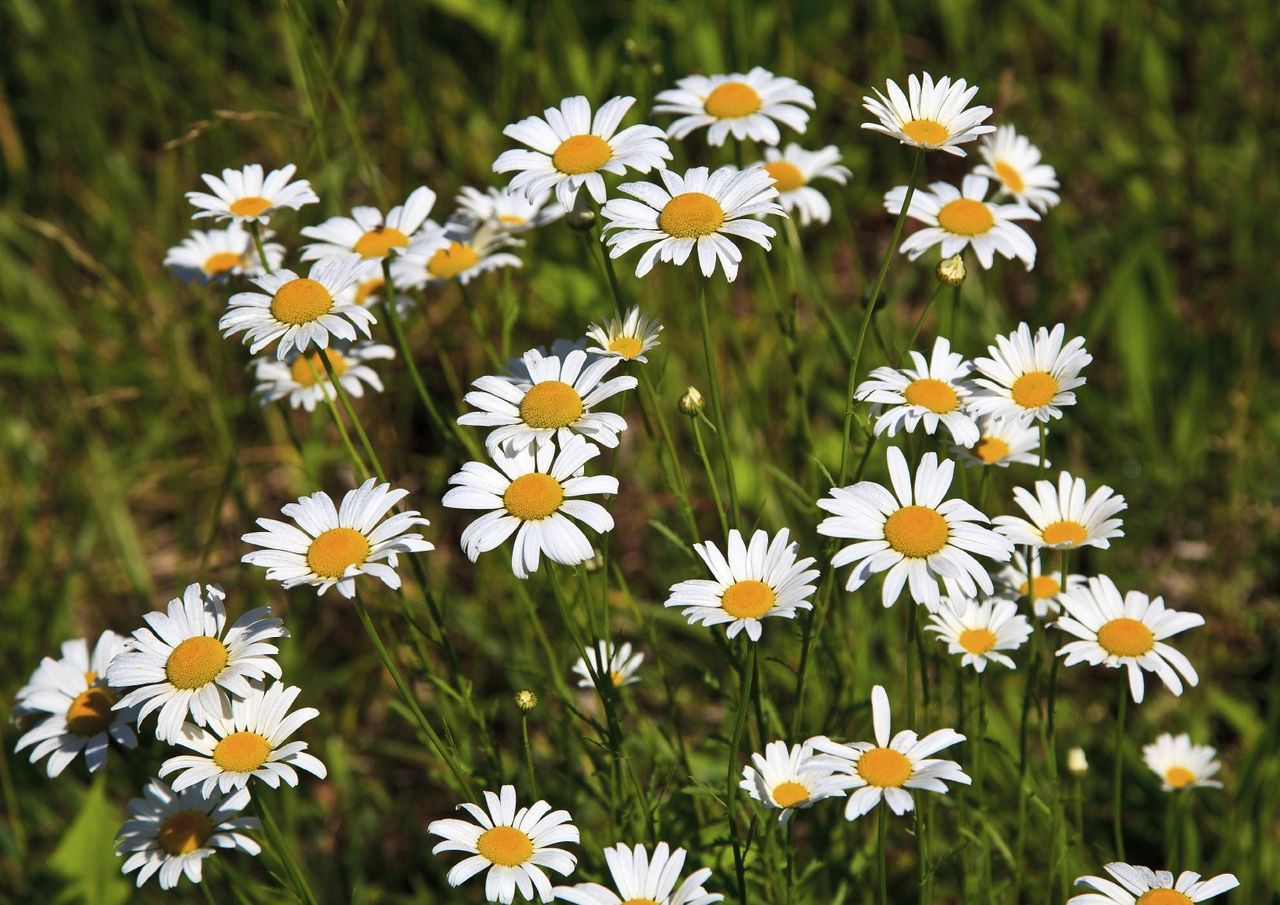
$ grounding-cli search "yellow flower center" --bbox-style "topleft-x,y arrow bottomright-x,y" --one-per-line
212,731 -> 272,773
229,196 -> 272,218
994,161 -> 1026,195
974,436 -> 1011,464
764,160 -> 807,193
1137,891 -> 1193,905
552,134 -> 613,174
610,671 -> 627,687
704,81 -> 762,118
620,900 -> 661,905
1096,617 -> 1156,658
720,579 -> 777,619
658,192 -> 725,238
1041,520 -> 1087,548
355,277 -> 384,306
958,628 -> 998,655
475,826 -> 534,867
903,377 -> 959,414
857,747 -> 913,787
1164,766 -> 1197,789
165,636 -> 230,690
503,473 -> 565,521
427,242 -> 480,279
204,251 -> 243,275
883,506 -> 949,558
936,198 -> 995,236
498,214 -> 528,226
1019,575 -> 1062,600
353,226 -> 410,258
607,336 -> 645,359
289,350 -> 349,387
1011,371 -> 1059,408
771,780 -> 811,808
519,380 -> 584,429
157,811 -> 215,856
306,527 -> 371,578
901,119 -> 951,145
64,684 -> 116,736
271,278 -> 334,325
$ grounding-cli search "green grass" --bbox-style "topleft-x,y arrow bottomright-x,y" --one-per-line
2,1 -> 1279,902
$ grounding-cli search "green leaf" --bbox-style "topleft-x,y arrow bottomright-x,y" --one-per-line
49,776 -> 130,905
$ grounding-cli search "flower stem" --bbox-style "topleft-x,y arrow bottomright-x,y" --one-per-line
696,278 -> 741,527
691,414 -> 730,539
302,356 -> 371,480
254,794 -> 319,905
317,348 -> 385,483
877,803 -> 889,905
726,641 -> 757,905
521,713 -> 539,800
248,220 -> 273,274
897,281 -> 946,365
1113,677 -> 1128,860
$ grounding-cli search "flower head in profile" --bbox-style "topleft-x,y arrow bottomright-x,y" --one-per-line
554,842 -> 721,905
740,739 -> 856,825
926,597 -> 1032,672
973,125 -> 1061,212
862,73 -> 994,155
654,67 -> 815,146
955,415 -> 1045,469
585,306 -> 663,363
456,185 -> 564,234
1067,863 -> 1238,905
571,641 -> 644,690
252,341 -> 395,413
886,175 -> 1039,270
968,323 -> 1092,425
856,336 -> 979,447
391,220 -> 522,288
758,143 -> 850,226
998,549 -> 1085,618
300,186 -> 437,262
186,163 -> 317,224
428,785 -> 578,904
1142,733 -> 1223,792
164,224 -> 283,283
994,471 -> 1126,551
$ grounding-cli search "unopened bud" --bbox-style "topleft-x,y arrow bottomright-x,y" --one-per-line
566,193 -> 597,231
679,386 -> 705,416
1066,747 -> 1088,775
936,254 -> 966,286
583,551 -> 605,573
514,689 -> 539,712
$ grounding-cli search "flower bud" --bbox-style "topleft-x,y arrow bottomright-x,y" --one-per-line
1067,747 -> 1088,775
936,253 -> 966,286
514,689 -> 539,712
678,386 -> 705,416
566,193 -> 597,231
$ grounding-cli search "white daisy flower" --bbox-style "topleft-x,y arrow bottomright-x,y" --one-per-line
15,632 -> 137,777
300,186 -> 437,262
219,256 -> 379,361
653,67 -> 815,146
664,528 -> 819,642
601,165 -> 783,281
925,597 -> 1032,672
855,336 -> 980,447
968,322 -> 1092,424
106,583 -> 287,744
994,471 -> 1127,551
973,125 -> 1061,212
861,73 -> 995,156
811,685 -> 970,821
456,185 -> 564,234
428,784 -> 578,905
1142,733 -> 1223,792
163,224 -> 283,283
391,220 -> 523,288
997,549 -> 1085,618
571,641 -> 644,690
584,306 -> 663,363
494,95 -> 671,212
886,175 -> 1040,270
554,842 -> 721,905
241,478 -> 433,599
186,163 -> 318,224
955,415 -> 1045,468
816,447 -> 1013,609
116,779 -> 260,890
740,739 -> 856,825
459,347 -> 637,453
759,143 -> 850,226
442,435 -> 618,579
1055,575 -> 1204,704
1068,862 -> 1238,905
252,341 -> 395,413
159,683 -> 326,796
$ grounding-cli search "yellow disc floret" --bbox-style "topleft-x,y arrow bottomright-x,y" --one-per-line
959,628 -> 998,655
1164,766 -> 1196,789
65,684 -> 117,736
229,196 -> 272,218
1041,520 -> 1087,548
937,198 -> 995,236
857,747 -> 913,787
1020,575 -> 1062,600
306,527 -> 371,578
504,473 -> 565,521
271,278 -> 333,325
883,506 -> 949,558
158,811 -> 215,856
1011,371 -> 1058,408
994,161 -> 1026,195
552,134 -> 613,174
519,381 -> 584,429
427,242 -> 480,280
1136,891 -> 1193,905
901,119 -> 950,145
1096,618 -> 1156,658
607,336 -> 645,359
204,251 -> 243,275
290,350 -> 348,388
212,731 -> 272,773
165,636 -> 230,690
353,226 -> 410,259
904,377 -> 960,414
764,161 -> 806,193
704,81 -> 762,118
658,193 -> 725,238
476,826 -> 534,867
720,580 -> 777,619
974,436 -> 1011,464
771,780 -> 811,808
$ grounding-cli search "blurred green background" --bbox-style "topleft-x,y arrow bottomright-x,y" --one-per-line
2,0 -> 1278,902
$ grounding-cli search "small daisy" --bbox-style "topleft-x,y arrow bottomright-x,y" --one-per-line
1068,863 -> 1238,905
241,478 -> 432,599
740,739 -> 856,825
459,348 -> 637,453
886,175 -> 1040,270
1055,575 -> 1204,704
456,185 -> 564,234
998,549 -> 1085,618
664,528 -> 818,642
955,415 -> 1045,469
653,67 -> 815,146
219,256 -> 379,361
428,784 -> 578,905
585,306 -> 663,363
855,336 -> 980,447
186,163 -> 318,224
107,583 -> 286,744
758,144 -> 850,226
300,186 -> 437,262
571,641 -> 644,690
442,435 -> 618,579
392,220 -> 523,288
816,447 -> 1012,609
994,471 -> 1127,551
164,224 -> 283,283
973,125 -> 1061,212
601,165 -> 783,281
159,683 -> 326,796
862,73 -> 994,156
554,842 -> 721,905
811,685 -> 969,821
967,322 -> 1092,424
1143,733 -> 1223,792
925,597 -> 1032,672
253,341 -> 395,412
495,95 -> 671,212
116,779 -> 260,891
15,632 -> 137,777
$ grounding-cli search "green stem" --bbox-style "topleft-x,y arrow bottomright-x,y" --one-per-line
459,281 -> 502,369
255,795 -> 319,905
317,348 -> 385,483
248,220 -> 274,274
726,642 -> 757,905
898,281 -> 946,365
696,279 -> 741,527
691,415 -> 730,539
302,356 -> 370,479
521,714 -> 539,800
877,803 -> 889,905
1113,677 -> 1128,860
